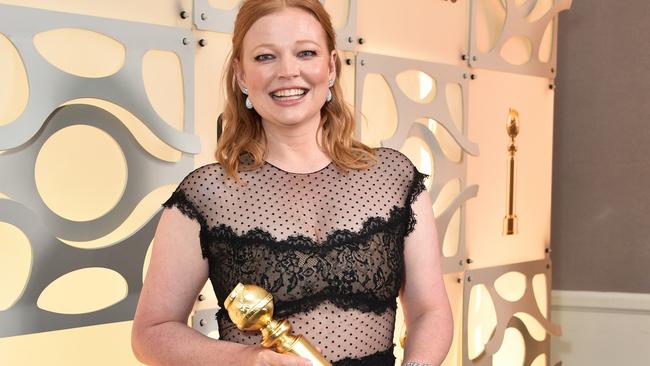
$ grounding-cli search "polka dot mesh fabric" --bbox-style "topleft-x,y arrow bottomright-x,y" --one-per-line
163,147 -> 427,365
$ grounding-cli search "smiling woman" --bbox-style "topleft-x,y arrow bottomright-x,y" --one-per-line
131,1 -> 452,365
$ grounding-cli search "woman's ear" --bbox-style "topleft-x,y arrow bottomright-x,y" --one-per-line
328,50 -> 337,83
233,58 -> 247,91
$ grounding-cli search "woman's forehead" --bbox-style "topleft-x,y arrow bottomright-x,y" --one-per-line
243,7 -> 327,50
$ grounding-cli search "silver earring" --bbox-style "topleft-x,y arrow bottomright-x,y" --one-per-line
242,87 -> 253,110
326,79 -> 334,102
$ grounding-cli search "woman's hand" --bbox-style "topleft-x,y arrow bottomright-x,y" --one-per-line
245,345 -> 313,366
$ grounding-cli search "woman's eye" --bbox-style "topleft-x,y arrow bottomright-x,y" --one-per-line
298,50 -> 317,57
255,54 -> 274,62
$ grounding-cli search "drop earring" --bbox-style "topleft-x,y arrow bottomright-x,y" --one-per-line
326,79 -> 334,103
242,87 -> 253,110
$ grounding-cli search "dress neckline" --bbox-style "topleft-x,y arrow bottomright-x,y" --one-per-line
263,160 -> 333,175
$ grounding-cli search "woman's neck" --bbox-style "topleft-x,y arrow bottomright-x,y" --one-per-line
261,117 -> 331,173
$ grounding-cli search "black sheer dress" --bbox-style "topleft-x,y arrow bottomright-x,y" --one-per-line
163,147 -> 427,365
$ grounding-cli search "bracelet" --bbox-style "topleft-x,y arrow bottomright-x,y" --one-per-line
403,362 -> 431,366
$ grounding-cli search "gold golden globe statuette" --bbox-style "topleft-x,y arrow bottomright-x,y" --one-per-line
224,283 -> 331,366
503,108 -> 519,235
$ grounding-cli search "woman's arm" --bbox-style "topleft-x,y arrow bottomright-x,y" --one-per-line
399,190 -> 453,366
131,207 -> 311,366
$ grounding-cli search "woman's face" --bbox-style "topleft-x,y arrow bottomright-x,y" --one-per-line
235,7 -> 337,130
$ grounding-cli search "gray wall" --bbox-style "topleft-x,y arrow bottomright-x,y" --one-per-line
552,0 -> 650,293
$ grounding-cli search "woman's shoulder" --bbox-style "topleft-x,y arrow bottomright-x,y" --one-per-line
371,146 -> 418,172
176,161 -> 226,190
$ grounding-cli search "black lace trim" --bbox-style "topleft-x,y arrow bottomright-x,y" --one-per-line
201,205 -> 409,253
404,166 -> 429,237
332,347 -> 396,366
162,189 -> 210,258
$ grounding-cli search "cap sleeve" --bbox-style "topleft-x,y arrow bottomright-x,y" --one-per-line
162,165 -> 211,226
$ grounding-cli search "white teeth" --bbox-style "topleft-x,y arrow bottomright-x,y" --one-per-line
272,88 -> 306,97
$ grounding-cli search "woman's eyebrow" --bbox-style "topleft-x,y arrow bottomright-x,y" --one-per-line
252,40 -> 322,52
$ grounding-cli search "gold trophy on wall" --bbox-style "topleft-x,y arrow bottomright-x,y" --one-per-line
503,108 -> 519,235
224,283 -> 332,366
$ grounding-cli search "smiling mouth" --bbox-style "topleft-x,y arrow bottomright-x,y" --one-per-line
270,88 -> 309,101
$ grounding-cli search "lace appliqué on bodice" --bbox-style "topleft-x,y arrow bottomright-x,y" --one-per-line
163,147 -> 427,365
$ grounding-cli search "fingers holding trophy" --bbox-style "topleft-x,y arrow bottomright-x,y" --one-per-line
224,283 -> 332,366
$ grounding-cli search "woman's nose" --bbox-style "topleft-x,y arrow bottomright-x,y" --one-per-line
278,56 -> 299,79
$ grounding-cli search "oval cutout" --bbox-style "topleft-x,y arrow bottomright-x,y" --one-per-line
322,0 -> 350,30
494,271 -> 527,302
35,125 -> 127,222
401,136 -> 434,180
62,98 -> 182,163
34,28 -> 125,78
467,284 -> 497,360
531,353 -> 547,366
538,20 -> 554,63
0,33 -> 29,126
514,312 -> 547,341
143,238 -> 155,283
360,73 -> 397,147
434,178 -> 461,216
37,267 -> 127,314
527,0 -> 553,23
532,273 -> 548,317
500,36 -> 533,65
396,70 -> 436,104
59,184 -> 175,249
475,0 -> 506,52
0,222 -> 32,310
492,327 -> 525,366
445,82 -> 463,133
442,208 -> 461,258
142,50 -> 184,132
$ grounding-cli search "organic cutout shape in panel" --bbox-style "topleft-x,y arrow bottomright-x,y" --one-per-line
494,271 -> 527,302
491,328 -> 525,366
442,208 -> 461,258
360,73 -> 398,148
59,184 -> 175,249
532,273 -> 548,317
401,136 -> 434,178
500,36 -> 533,65
445,82 -> 463,139
463,260 -> 561,365
142,50 -> 184,132
0,33 -> 28,126
34,125 -> 127,222
62,98 -> 182,163
434,178 -> 461,218
514,312 -> 547,341
142,238 -> 154,283
469,0 -> 572,77
323,0 -> 350,30
527,0 -> 553,23
0,4 -> 199,154
207,0 -> 241,10
418,118 -> 462,163
467,284 -> 498,360
530,353 -> 547,366
0,222 -> 32,311
37,267 -> 128,314
395,70 -> 436,104
538,21 -> 554,63
33,28 -> 125,78
474,0 -> 506,53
